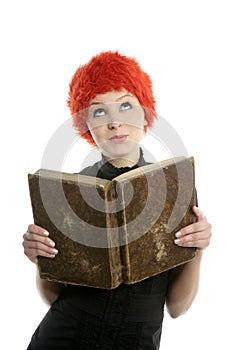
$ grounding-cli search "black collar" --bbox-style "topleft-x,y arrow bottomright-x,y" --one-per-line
96,148 -> 146,180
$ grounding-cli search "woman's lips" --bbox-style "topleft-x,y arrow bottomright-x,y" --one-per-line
109,135 -> 128,143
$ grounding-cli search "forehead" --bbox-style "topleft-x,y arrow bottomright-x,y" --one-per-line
89,89 -> 140,105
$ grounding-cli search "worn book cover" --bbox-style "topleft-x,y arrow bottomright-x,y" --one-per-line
28,156 -> 197,289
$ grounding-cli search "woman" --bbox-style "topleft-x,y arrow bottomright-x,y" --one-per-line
23,51 -> 212,349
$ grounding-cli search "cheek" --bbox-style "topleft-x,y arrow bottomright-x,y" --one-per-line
126,107 -> 146,127
127,115 -> 147,134
88,124 -> 106,144
127,124 -> 145,143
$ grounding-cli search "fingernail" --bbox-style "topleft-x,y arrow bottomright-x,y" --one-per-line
44,231 -> 49,236
175,231 -> 182,238
174,239 -> 181,245
52,249 -> 58,254
49,241 -> 55,247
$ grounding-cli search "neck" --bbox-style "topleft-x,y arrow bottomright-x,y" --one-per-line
103,148 -> 141,168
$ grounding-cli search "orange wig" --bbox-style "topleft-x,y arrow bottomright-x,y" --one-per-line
67,51 -> 156,146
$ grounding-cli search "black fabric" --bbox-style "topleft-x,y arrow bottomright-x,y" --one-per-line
80,148 -> 148,180
27,150 -> 169,350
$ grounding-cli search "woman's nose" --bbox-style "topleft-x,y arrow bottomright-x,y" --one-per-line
107,110 -> 123,129
108,120 -> 122,130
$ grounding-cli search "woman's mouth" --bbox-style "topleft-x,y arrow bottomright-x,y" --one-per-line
109,135 -> 128,143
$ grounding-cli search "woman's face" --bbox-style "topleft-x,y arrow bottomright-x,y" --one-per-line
87,90 -> 148,166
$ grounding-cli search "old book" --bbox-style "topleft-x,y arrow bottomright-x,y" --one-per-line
28,156 -> 197,289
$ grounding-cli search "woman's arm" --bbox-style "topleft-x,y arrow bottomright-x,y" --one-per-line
23,224 -> 62,305
166,206 -> 212,318
36,268 -> 64,305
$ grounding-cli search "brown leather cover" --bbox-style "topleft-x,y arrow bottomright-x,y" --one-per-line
28,156 -> 197,289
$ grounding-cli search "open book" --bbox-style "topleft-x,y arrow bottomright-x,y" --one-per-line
28,156 -> 197,289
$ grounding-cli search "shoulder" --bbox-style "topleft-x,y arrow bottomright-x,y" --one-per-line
78,161 -> 101,177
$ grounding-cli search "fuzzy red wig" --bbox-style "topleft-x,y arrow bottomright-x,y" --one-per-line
67,51 -> 156,146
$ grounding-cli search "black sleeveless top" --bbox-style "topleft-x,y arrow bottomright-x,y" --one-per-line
27,151 -> 169,350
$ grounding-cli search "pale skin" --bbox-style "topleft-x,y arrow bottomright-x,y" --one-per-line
23,90 -> 212,316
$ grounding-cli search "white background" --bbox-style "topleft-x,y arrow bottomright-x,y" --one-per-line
1,0 -> 232,349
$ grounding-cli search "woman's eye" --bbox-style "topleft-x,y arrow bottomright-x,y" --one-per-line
120,102 -> 132,111
94,108 -> 106,118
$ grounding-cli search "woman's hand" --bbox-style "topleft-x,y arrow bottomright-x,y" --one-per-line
174,206 -> 212,250
22,224 -> 58,263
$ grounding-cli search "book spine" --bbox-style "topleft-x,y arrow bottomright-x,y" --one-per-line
116,183 -> 131,283
105,182 -> 123,288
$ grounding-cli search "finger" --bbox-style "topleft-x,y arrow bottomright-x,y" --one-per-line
175,230 -> 210,244
192,206 -> 206,221
175,221 -> 208,238
24,224 -> 55,246
23,241 -> 58,257
174,224 -> 212,249
23,239 -> 58,253
175,236 -> 210,249
23,232 -> 56,249
28,224 -> 49,236
24,247 -> 58,260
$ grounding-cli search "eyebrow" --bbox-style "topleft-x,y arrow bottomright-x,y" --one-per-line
89,94 -> 134,107
116,94 -> 134,101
